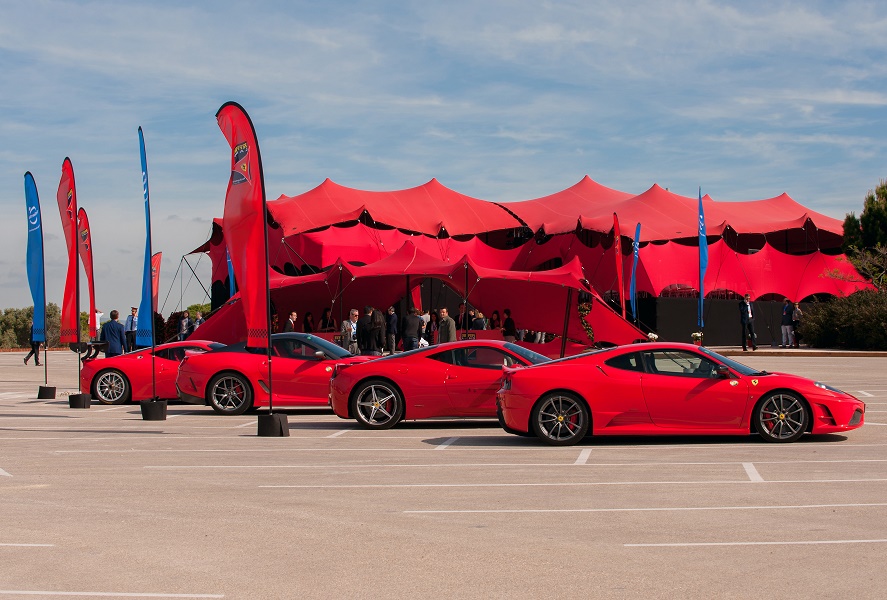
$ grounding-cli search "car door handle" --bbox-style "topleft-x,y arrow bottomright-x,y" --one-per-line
447,374 -> 458,380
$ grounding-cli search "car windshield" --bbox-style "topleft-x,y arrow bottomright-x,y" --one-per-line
302,335 -> 353,359
699,346 -> 766,376
503,343 -> 551,365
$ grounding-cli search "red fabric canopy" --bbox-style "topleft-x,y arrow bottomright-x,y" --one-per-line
268,178 -> 523,237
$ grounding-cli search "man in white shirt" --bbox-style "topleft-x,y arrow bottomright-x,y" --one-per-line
123,307 -> 138,352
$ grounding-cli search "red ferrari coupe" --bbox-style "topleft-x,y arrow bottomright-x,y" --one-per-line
329,340 -> 550,429
497,342 -> 865,445
176,333 -> 374,415
81,340 -> 223,404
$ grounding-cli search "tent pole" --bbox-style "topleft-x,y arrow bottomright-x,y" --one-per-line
560,288 -> 573,359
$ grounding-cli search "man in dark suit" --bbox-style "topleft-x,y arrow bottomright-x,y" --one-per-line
357,305 -> 382,356
739,293 -> 757,351
402,307 -> 424,351
283,311 -> 297,333
99,310 -> 127,357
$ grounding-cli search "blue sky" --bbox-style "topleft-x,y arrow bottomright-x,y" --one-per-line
2,0 -> 885,315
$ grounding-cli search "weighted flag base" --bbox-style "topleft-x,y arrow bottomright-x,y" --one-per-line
257,413 -> 289,437
68,393 -> 91,409
140,399 -> 167,421
37,386 -> 56,399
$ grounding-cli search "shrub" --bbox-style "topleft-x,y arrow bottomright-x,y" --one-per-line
800,291 -> 887,349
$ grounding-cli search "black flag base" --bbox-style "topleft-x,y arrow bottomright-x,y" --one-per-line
37,386 -> 56,399
140,399 -> 167,421
257,412 -> 289,437
68,393 -> 91,409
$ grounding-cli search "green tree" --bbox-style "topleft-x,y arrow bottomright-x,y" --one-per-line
842,213 -> 863,254
860,180 -> 887,248
841,179 -> 887,293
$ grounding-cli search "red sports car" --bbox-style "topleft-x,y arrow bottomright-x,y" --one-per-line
329,340 -> 550,428
81,340 -> 223,404
497,342 -> 865,445
176,332 -> 374,415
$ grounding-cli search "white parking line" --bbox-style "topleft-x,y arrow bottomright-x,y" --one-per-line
435,437 -> 459,450
574,449 -> 592,465
742,463 -> 764,482
0,543 -> 53,547
95,406 -> 129,412
0,592 -> 223,598
166,411 -> 197,419
259,478 -> 887,489
857,391 -> 874,397
626,539 -> 887,548
404,502 -> 887,514
0,468 -> 11,477
325,429 -> 351,438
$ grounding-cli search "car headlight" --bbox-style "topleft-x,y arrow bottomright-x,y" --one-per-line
814,381 -> 844,393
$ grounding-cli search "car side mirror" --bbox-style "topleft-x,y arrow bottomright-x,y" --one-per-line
715,364 -> 730,378
315,350 -> 326,359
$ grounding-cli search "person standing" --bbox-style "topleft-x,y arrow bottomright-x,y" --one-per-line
402,307 -> 423,351
319,308 -> 335,332
282,311 -> 298,333
386,306 -> 398,354
303,312 -> 315,333
23,320 -> 41,366
472,311 -> 486,330
780,299 -> 794,348
340,309 -> 359,354
437,307 -> 457,344
178,311 -> 193,341
502,308 -> 517,343
424,311 -> 438,345
193,311 -> 205,330
124,307 -> 138,352
739,293 -> 757,351
357,306 -> 383,356
455,302 -> 469,332
792,302 -> 804,348
99,310 -> 127,357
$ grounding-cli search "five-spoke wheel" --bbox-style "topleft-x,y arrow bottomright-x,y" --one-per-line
754,392 -> 809,442
93,369 -> 131,404
352,380 -> 404,429
208,373 -> 253,415
531,393 -> 589,446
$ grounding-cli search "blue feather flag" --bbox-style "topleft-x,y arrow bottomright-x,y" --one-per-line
24,173 -> 46,343
698,187 -> 708,328
629,223 -> 641,321
136,127 -> 154,347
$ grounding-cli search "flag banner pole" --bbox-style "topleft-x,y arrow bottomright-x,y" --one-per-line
698,187 -> 708,330
613,213 -> 625,319
136,127 -> 166,420
216,101 -> 287,437
76,208 -> 98,339
25,173 -> 54,398
629,223 -> 641,323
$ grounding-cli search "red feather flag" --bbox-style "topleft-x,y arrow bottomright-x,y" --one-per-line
216,102 -> 270,348
77,208 -> 97,338
151,252 -> 162,313
56,158 -> 80,343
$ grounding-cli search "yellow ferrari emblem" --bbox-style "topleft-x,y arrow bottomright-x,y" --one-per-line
325,366 -> 332,372
730,380 -> 738,387
751,379 -> 759,386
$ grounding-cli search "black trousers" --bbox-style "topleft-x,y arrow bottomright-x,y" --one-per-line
24,342 -> 40,364
125,331 -> 136,352
741,321 -> 757,349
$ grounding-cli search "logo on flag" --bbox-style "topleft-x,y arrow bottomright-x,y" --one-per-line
27,205 -> 40,231
66,189 -> 74,219
232,142 -> 251,185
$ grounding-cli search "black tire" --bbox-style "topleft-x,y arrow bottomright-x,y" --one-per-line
92,369 -> 131,404
531,392 -> 590,446
207,372 -> 253,415
754,392 -> 809,443
351,379 -> 404,429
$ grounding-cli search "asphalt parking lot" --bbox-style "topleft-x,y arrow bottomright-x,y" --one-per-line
1,350 -> 886,599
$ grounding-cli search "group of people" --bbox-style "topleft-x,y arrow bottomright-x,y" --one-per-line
738,294 -> 803,351
93,307 -> 205,358
283,304 -> 520,356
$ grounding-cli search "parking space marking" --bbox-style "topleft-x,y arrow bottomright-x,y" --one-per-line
325,429 -> 351,438
95,406 -> 129,412
857,391 -> 874,397
405,502 -> 887,514
435,437 -> 459,450
0,543 -> 53,547
166,411 -> 197,419
0,468 -> 11,477
625,539 -> 887,548
0,591 -> 223,598
233,420 -> 257,429
742,462 -> 764,482
575,449 -> 592,465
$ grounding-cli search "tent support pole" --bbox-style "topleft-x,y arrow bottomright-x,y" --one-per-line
560,288 -> 573,359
